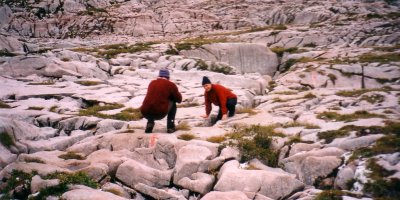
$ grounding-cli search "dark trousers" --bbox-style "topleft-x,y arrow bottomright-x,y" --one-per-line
216,98 -> 237,122
147,101 -> 177,129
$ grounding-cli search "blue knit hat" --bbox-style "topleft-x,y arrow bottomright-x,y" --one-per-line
202,76 -> 211,85
159,69 -> 170,78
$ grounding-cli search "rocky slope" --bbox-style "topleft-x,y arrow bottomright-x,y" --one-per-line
0,0 -> 399,200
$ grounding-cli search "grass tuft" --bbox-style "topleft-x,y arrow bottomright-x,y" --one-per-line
27,80 -> 55,85
75,80 -> 103,86
176,122 -> 191,131
206,135 -> 227,143
178,133 -> 197,141
0,100 -> 11,109
236,108 -> 257,115
282,122 -> 320,129
359,53 -> 400,63
58,152 -> 85,160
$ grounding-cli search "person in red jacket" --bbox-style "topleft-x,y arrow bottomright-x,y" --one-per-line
140,69 -> 182,133
200,76 -> 237,124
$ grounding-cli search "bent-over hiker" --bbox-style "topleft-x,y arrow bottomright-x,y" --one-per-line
200,76 -> 237,125
140,69 -> 182,133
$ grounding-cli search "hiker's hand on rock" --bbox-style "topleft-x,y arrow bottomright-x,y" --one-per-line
222,114 -> 228,120
201,114 -> 209,118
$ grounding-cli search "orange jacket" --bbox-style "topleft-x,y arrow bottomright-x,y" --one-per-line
141,78 -> 182,120
205,84 -> 237,115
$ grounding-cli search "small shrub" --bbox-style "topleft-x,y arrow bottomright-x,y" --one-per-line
58,152 -> 85,160
195,59 -> 208,70
270,46 -> 299,57
0,100 -> 11,109
176,122 -> 191,131
175,37 -> 228,51
178,133 -> 197,141
0,132 -> 14,148
75,80 -> 102,86
206,135 -> 227,143
27,106 -> 44,110
165,45 -> 179,55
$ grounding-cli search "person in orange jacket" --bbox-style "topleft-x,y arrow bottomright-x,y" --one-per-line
200,76 -> 237,124
140,69 -> 182,133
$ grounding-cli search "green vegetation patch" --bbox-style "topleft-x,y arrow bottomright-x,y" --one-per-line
178,133 -> 197,141
349,122 -> 400,161
373,44 -> 400,52
71,42 -> 154,59
58,152 -> 85,160
314,190 -> 361,200
317,110 -> 385,122
0,132 -> 14,148
1,170 -> 37,200
79,104 -> 143,121
35,171 -> 98,199
0,100 -> 11,109
282,122 -> 320,129
227,125 -> 284,167
363,158 -> 400,200
175,37 -> 229,51
336,87 -> 392,97
318,129 -> 350,143
359,52 -> 400,63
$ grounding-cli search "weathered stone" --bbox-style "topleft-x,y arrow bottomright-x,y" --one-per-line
101,182 -> 131,199
214,160 -> 304,199
176,172 -> 215,195
181,43 -> 279,76
134,183 -> 186,200
202,191 -> 251,200
61,188 -> 128,200
116,159 -> 173,188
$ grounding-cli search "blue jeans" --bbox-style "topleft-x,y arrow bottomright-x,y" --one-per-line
215,98 -> 237,123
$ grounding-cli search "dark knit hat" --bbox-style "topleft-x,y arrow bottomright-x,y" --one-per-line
202,76 -> 211,85
159,69 -> 170,78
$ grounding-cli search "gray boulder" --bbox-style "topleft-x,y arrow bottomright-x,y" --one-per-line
201,191 -> 251,200
214,160 -> 304,199
326,134 -> 384,151
176,172 -> 215,195
335,165 -> 355,190
101,182 -> 131,199
0,6 -> 12,29
61,188 -> 128,200
181,43 -> 278,76
115,159 -> 173,188
134,183 -> 186,200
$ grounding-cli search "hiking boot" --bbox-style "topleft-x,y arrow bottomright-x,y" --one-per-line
167,127 -> 176,133
145,121 -> 154,133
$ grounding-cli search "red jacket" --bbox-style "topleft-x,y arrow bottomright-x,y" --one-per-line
141,78 -> 182,120
205,84 -> 237,115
